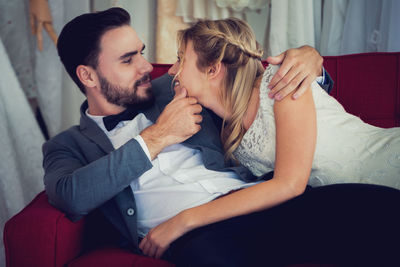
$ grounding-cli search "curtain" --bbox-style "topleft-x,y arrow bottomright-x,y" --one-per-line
264,0 -> 322,56
0,37 -> 45,267
320,0 -> 348,56
176,0 -> 243,23
156,0 -> 190,63
35,0 -> 88,137
0,2 -> 90,265
161,0 -> 268,63
320,0 -> 400,56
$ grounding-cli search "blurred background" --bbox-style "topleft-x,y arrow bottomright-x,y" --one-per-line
0,0 -> 399,265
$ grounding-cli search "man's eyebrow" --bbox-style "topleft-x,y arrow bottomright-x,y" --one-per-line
119,45 -> 146,60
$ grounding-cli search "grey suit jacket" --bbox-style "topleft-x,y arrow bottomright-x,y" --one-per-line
42,73 -> 257,252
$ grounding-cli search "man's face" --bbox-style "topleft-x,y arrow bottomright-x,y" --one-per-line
96,25 -> 154,108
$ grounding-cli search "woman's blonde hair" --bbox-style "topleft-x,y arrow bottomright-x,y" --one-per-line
177,18 -> 265,162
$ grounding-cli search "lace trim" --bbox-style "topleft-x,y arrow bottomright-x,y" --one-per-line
233,65 -> 278,176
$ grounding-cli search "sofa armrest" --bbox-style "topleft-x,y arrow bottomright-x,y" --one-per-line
4,191 -> 85,267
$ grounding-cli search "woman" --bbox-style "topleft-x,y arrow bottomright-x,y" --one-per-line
168,18 -> 400,189
140,18 -> 400,264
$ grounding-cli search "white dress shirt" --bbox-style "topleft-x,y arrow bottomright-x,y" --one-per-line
87,110 -> 258,237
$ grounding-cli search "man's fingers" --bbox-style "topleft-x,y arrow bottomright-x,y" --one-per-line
276,73 -> 304,100
36,22 -> 43,51
186,96 -> 198,105
293,76 -> 313,100
173,86 -> 187,101
268,66 -> 299,98
268,60 -> 294,89
194,114 -> 203,124
266,51 -> 285,65
191,103 -> 202,114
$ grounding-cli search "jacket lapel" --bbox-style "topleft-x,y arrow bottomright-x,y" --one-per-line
79,101 -> 114,153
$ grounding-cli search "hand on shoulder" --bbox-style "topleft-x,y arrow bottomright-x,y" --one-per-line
266,45 -> 323,101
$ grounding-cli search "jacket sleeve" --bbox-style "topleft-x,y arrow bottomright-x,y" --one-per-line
43,137 -> 152,220
320,68 -> 334,94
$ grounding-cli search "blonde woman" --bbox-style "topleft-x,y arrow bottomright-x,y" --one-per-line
140,18 -> 400,265
167,17 -> 400,191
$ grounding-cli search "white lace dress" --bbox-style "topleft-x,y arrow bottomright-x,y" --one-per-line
234,65 -> 400,189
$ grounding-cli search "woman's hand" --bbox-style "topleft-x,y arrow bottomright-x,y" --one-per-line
139,211 -> 193,259
29,0 -> 58,51
267,45 -> 323,100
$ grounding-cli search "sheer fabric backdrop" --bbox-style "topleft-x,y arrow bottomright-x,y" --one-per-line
0,38 -> 44,267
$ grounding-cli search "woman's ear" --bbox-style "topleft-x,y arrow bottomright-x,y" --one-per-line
207,62 -> 223,78
76,65 -> 97,89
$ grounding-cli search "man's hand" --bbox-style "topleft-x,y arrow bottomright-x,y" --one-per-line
141,88 -> 202,159
266,45 -> 323,100
29,0 -> 58,51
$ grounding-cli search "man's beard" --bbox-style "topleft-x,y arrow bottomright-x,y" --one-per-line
97,71 -> 155,109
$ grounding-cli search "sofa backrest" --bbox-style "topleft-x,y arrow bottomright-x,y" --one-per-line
323,52 -> 400,128
151,52 -> 400,128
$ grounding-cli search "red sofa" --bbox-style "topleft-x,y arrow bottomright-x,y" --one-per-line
4,52 -> 400,267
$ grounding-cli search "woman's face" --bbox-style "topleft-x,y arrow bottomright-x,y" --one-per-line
168,40 -> 209,103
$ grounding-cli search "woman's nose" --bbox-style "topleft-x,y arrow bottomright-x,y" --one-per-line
168,62 -> 178,76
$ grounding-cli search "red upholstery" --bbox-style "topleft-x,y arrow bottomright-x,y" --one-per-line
4,52 -> 400,267
323,52 -> 400,128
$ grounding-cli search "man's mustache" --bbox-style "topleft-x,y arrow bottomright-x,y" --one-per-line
135,73 -> 151,87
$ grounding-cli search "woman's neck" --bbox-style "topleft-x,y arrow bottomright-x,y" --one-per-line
205,98 -> 230,120
242,75 -> 262,130
205,76 -> 262,131
200,84 -> 231,120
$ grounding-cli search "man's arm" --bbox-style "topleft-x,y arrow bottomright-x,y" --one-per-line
43,136 -> 153,220
318,68 -> 334,94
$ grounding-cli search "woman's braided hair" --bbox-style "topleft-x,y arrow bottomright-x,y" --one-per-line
177,18 -> 265,162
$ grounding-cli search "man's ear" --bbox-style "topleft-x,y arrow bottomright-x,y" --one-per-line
76,65 -> 97,89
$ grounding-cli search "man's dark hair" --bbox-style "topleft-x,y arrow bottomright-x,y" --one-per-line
57,7 -> 131,94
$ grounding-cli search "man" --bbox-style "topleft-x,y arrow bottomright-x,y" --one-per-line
45,7 -> 399,267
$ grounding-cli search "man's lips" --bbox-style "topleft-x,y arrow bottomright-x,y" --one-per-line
137,78 -> 151,87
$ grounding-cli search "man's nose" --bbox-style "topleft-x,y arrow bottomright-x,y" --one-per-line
168,62 -> 178,76
139,56 -> 153,74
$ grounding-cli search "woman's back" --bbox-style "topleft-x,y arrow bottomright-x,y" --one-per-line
234,65 -> 400,189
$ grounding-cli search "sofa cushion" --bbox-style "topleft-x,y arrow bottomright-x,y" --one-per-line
67,247 -> 174,267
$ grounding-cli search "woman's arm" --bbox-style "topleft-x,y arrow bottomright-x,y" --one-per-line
140,89 -> 317,258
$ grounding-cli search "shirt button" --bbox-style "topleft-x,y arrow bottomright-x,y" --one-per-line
127,208 -> 135,216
